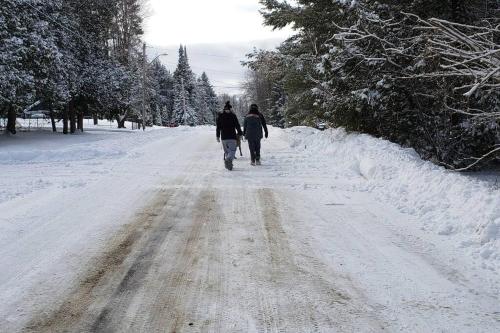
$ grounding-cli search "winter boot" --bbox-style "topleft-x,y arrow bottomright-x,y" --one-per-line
256,160 -> 261,166
251,159 -> 256,166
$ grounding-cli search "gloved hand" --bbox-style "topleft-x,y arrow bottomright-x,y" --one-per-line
217,137 -> 220,143
265,133 -> 269,139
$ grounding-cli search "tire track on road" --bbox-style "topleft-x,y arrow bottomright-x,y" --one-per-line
254,188 -> 383,332
89,189 -> 194,332
24,187 -> 175,333
143,189 -> 224,333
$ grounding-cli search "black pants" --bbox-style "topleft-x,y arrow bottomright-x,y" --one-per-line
248,139 -> 261,162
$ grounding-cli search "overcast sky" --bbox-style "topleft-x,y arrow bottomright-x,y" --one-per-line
143,0 -> 293,95
144,0 -> 291,45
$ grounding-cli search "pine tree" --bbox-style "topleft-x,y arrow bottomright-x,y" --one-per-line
172,80 -> 195,125
196,72 -> 218,125
148,59 -> 175,126
173,45 -> 197,125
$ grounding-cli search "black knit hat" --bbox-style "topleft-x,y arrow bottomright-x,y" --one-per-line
224,101 -> 232,111
249,104 -> 259,114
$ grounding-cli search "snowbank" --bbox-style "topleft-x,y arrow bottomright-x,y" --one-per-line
285,127 -> 500,267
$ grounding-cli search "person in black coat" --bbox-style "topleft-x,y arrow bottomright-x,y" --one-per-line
216,101 -> 243,170
243,104 -> 268,166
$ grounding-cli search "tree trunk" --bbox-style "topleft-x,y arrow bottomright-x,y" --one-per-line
69,101 -> 76,134
6,106 -> 17,134
116,113 -> 126,128
63,105 -> 69,134
93,113 -> 98,125
50,110 -> 57,132
78,102 -> 88,132
77,113 -> 84,132
77,111 -> 82,131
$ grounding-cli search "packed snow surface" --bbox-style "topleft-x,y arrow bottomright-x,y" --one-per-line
0,125 -> 498,332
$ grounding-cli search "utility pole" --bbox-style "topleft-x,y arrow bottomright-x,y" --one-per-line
142,42 -> 147,131
139,46 -> 167,130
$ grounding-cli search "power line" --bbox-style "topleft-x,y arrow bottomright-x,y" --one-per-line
193,82 -> 242,89
162,61 -> 244,76
147,46 -> 245,60
190,52 -> 243,60
210,80 -> 242,84
212,85 -> 243,89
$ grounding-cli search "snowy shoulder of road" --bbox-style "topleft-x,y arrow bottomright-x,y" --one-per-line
283,126 -> 500,269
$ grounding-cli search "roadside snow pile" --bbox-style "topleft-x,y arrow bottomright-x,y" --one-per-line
285,126 -> 500,266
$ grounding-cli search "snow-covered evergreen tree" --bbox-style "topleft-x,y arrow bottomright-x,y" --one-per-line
172,45 -> 197,125
172,80 -> 195,125
149,59 -> 175,126
172,46 -> 219,126
195,72 -> 218,125
0,0 -> 149,131
1,0 -> 217,133
0,0 -> 67,133
252,0 -> 499,169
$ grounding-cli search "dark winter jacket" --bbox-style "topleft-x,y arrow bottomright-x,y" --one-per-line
243,113 -> 268,141
216,112 -> 243,140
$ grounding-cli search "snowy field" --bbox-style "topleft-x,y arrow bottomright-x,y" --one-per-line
0,125 -> 499,332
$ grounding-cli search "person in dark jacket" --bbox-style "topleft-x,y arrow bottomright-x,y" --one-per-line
216,101 -> 243,170
243,104 -> 268,166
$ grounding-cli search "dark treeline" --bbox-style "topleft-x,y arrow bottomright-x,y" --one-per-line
244,0 -> 499,170
0,0 -> 218,134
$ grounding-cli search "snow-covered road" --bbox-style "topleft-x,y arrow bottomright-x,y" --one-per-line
0,127 -> 498,332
